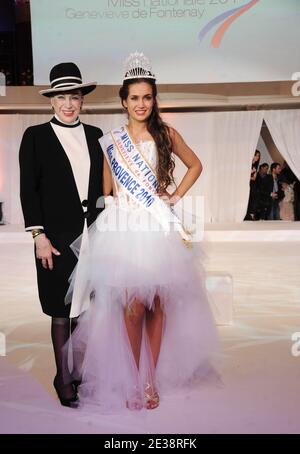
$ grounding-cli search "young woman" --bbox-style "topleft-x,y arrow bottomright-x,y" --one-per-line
66,53 -> 218,411
245,150 -> 261,220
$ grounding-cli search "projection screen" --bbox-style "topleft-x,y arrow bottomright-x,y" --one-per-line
30,0 -> 300,85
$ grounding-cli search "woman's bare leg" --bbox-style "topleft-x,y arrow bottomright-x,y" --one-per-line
146,295 -> 164,367
144,295 -> 164,409
124,299 -> 145,369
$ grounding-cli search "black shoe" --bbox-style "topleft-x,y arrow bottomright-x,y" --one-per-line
53,375 -> 78,408
72,379 -> 82,393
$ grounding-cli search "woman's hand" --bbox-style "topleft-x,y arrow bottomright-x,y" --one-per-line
35,234 -> 61,270
159,191 -> 181,207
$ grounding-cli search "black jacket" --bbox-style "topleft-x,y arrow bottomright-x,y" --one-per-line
257,174 -> 284,207
19,121 -> 103,235
19,120 -> 104,317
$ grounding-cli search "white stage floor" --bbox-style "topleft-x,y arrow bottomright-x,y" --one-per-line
0,223 -> 300,434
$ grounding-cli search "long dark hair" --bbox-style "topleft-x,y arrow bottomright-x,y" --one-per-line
119,78 -> 175,192
252,150 -> 261,171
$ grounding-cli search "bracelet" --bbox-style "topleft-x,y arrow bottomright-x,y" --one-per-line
32,229 -> 44,239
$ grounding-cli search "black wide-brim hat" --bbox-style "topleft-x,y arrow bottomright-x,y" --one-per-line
39,62 -> 97,97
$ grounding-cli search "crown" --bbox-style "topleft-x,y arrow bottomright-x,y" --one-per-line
123,52 -> 156,81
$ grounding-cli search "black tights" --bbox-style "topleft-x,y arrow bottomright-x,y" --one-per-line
51,317 -> 78,398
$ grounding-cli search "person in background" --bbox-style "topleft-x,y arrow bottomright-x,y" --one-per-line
279,181 -> 295,221
280,161 -> 300,220
258,162 -> 283,220
255,163 -> 269,220
244,150 -> 261,220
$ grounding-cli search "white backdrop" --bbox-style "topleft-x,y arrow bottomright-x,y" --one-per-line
264,110 -> 300,182
1,109 -> 299,225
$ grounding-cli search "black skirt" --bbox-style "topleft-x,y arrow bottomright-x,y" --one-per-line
35,231 -> 80,317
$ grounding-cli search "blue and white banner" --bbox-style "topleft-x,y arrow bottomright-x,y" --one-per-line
100,126 -> 192,241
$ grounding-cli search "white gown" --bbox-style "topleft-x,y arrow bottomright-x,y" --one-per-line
66,140 -> 219,412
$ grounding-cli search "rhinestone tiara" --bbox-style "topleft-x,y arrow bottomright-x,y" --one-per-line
123,52 -> 156,81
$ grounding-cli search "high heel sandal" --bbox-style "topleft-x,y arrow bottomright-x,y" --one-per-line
53,375 -> 78,408
144,384 -> 160,410
126,386 -> 143,411
126,399 -> 143,411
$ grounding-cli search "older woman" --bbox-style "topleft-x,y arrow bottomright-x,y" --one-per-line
19,62 -> 104,406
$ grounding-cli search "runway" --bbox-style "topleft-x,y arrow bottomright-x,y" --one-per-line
0,223 -> 300,434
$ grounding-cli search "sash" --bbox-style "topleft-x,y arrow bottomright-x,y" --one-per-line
100,126 -> 191,242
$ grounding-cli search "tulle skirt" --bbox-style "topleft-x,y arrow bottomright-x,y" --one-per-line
65,199 -> 219,412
